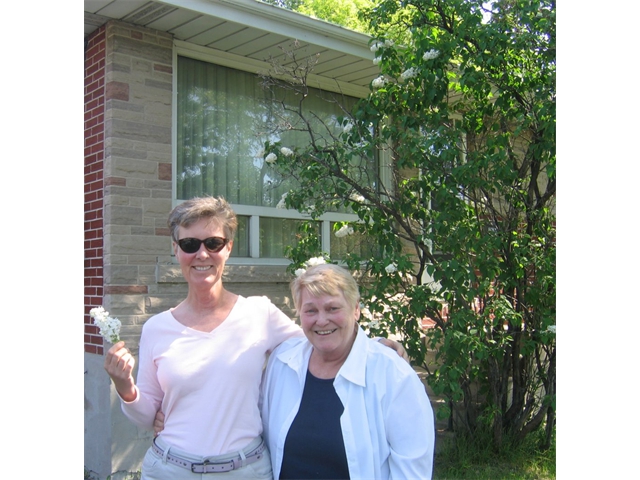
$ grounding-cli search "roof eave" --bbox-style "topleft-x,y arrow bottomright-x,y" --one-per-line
161,0 -> 374,60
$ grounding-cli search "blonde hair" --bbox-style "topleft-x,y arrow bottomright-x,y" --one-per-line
291,264 -> 360,313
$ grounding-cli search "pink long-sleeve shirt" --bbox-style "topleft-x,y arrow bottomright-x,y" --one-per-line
120,295 -> 302,456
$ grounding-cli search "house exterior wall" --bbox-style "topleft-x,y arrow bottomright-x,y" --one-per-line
84,19 -> 297,479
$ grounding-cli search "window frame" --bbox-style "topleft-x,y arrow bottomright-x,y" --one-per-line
172,40 -> 390,266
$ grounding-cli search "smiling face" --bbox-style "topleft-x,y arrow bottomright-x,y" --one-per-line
173,217 -> 233,289
299,288 -> 360,361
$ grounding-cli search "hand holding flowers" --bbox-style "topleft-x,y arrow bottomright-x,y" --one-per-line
104,340 -> 138,402
92,306 -> 138,401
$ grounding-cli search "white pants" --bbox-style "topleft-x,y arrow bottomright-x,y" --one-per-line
141,436 -> 272,480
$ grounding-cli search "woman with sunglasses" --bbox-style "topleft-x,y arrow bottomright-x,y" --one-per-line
103,196 -> 407,479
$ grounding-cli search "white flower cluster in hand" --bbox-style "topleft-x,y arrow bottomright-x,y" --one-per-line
400,67 -> 418,81
276,192 -> 288,209
423,49 -> 440,60
265,152 -> 277,164
90,306 -> 121,343
280,147 -> 294,157
372,76 -> 387,89
384,263 -> 397,274
335,224 -> 354,238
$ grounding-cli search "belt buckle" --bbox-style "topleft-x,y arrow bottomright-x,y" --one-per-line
191,460 -> 214,473
191,459 -> 233,473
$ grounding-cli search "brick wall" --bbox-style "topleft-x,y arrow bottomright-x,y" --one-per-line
85,25 -> 106,354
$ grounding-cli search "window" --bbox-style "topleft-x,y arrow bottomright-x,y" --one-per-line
175,53 -> 377,264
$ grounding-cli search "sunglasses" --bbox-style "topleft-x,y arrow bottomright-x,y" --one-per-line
177,236 -> 230,254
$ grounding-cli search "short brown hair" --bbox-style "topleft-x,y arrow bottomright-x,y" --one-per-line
168,196 -> 238,241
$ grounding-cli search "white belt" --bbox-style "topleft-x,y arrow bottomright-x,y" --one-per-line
152,438 -> 266,473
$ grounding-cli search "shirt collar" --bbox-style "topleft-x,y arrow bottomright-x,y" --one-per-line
335,326 -> 368,387
276,325 -> 369,387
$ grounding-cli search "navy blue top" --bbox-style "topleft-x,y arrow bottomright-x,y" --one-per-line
279,370 -> 350,479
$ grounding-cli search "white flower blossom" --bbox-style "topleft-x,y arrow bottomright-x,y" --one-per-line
400,67 -> 418,81
264,152 -> 277,164
349,192 -> 365,203
384,39 -> 394,47
294,268 -> 306,277
343,122 -> 354,134
276,192 -> 288,209
423,49 -> 440,60
546,325 -> 556,334
335,224 -> 354,238
90,306 -> 121,343
385,263 -> 397,274
280,147 -> 294,157
370,41 -> 383,52
373,57 -> 381,65
372,76 -> 387,89
305,256 -> 327,267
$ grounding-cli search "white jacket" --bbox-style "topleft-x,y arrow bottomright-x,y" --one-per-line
260,327 -> 435,479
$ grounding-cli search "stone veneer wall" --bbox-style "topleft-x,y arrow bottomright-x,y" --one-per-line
101,20 -> 174,352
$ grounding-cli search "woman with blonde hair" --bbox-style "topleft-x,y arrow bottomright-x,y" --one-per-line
261,263 -> 435,479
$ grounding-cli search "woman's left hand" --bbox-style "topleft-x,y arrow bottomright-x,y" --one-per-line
153,409 -> 165,436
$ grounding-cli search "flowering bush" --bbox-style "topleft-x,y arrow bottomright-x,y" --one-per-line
262,0 -> 555,451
